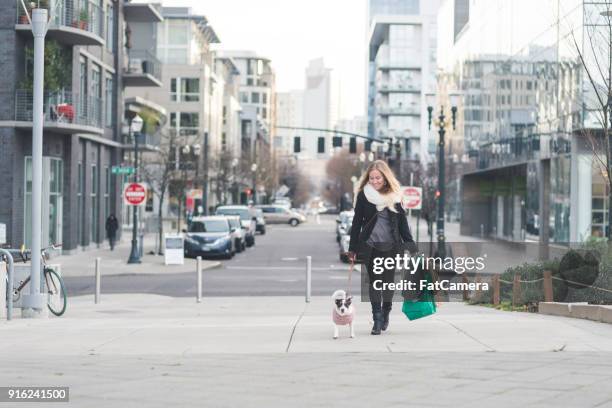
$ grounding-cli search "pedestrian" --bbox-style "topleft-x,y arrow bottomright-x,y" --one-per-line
347,160 -> 415,335
105,214 -> 119,251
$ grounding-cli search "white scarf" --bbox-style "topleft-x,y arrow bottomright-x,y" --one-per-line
363,183 -> 401,212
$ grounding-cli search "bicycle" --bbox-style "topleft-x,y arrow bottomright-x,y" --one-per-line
2,244 -> 67,317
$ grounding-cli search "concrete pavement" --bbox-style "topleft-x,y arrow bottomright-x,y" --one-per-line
2,295 -> 612,407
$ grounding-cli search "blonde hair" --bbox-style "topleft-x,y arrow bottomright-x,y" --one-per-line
354,160 -> 401,204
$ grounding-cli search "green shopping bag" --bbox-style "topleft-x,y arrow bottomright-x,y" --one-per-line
402,271 -> 437,321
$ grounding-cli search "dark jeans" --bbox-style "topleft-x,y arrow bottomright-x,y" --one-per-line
108,235 -> 116,251
364,248 -> 397,313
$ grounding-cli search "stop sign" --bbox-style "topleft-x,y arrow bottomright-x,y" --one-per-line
402,186 -> 422,210
124,183 -> 147,206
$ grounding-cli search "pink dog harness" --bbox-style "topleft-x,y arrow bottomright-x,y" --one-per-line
333,309 -> 354,325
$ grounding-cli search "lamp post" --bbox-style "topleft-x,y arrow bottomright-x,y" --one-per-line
127,114 -> 144,264
251,163 -> 258,205
426,92 -> 459,258
22,7 -> 48,317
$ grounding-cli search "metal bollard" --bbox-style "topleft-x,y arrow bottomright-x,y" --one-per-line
0,249 -> 14,321
95,257 -> 101,304
305,256 -> 312,303
196,256 -> 202,303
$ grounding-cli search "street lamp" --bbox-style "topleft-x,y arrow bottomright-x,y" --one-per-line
426,92 -> 459,258
127,114 -> 144,264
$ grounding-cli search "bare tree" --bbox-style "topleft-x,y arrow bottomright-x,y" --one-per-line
572,3 -> 612,237
277,158 -> 314,207
140,130 -> 178,254
324,149 -> 361,210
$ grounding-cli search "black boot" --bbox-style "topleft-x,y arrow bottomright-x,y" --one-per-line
371,312 -> 383,335
382,304 -> 392,331
371,303 -> 383,335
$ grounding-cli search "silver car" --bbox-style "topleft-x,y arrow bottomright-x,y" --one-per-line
256,205 -> 306,226
215,205 -> 257,246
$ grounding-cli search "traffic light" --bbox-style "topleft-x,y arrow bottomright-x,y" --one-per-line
293,136 -> 301,153
349,137 -> 357,154
317,137 -> 325,153
332,136 -> 342,148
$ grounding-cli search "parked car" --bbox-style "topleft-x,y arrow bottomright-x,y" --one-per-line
184,216 -> 235,259
253,208 -> 266,234
215,205 -> 256,246
256,205 -> 306,226
272,197 -> 291,209
336,210 -> 354,243
339,225 -> 352,263
226,215 -> 246,253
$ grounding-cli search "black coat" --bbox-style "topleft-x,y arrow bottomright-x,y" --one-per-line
348,190 -> 414,254
105,217 -> 119,238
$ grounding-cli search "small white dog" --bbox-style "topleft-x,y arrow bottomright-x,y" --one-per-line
332,289 -> 355,339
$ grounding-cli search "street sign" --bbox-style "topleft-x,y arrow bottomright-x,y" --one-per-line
112,166 -> 135,175
401,186 -> 422,210
124,183 -> 147,206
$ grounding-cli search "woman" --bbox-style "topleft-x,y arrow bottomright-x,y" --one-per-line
347,160 -> 414,335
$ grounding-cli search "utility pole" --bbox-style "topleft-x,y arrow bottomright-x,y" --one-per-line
22,7 -> 48,318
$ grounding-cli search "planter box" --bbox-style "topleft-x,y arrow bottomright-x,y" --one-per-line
570,304 -> 602,321
601,306 -> 612,324
538,302 -> 570,317
540,302 -> 612,324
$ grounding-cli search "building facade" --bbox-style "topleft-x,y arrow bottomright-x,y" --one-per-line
367,0 -> 441,177
0,0 -> 163,253
437,0 -> 610,244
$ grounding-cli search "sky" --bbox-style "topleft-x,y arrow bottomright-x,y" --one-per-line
155,0 -> 368,119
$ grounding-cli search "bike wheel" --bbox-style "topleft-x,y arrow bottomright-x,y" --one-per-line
45,269 -> 67,316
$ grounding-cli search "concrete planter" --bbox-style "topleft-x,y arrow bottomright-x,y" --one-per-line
540,302 -> 612,324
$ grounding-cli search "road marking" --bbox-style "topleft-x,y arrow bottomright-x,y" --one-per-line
225,266 -> 344,271
281,257 -> 299,261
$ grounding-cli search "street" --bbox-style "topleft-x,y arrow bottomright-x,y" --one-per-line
64,215 -> 362,297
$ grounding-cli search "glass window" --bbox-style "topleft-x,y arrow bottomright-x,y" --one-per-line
105,165 -> 110,219
262,93 -> 267,104
170,78 -> 177,101
240,92 -> 249,103
168,20 -> 188,45
171,77 -> 199,102
181,78 -> 199,101
170,112 -> 199,136
251,92 -> 259,103
106,4 -> 114,52
91,164 -> 98,243
105,75 -> 113,127
188,220 -> 229,233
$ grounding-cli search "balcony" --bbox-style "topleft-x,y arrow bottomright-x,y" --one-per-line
376,105 -> 420,116
15,0 -> 105,46
376,57 -> 421,71
123,50 -> 163,87
122,131 -> 162,152
377,83 -> 420,93
13,89 -> 103,135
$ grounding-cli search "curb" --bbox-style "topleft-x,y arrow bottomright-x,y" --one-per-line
539,302 -> 612,324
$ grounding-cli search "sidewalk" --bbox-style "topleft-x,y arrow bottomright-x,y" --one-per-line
2,295 -> 612,407
54,234 -> 220,278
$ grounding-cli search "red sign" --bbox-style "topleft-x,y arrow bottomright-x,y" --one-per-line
124,183 -> 147,206
401,186 -> 422,210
